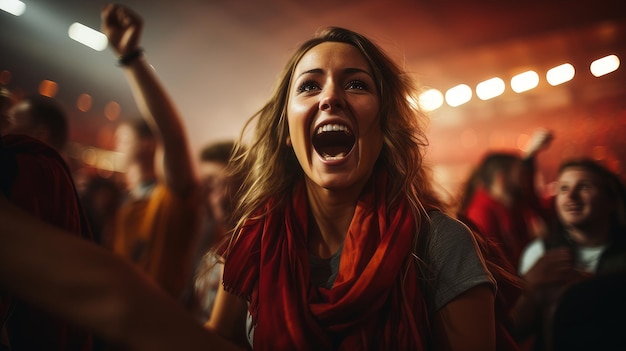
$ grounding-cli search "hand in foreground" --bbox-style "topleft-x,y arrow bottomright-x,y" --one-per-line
522,247 -> 589,300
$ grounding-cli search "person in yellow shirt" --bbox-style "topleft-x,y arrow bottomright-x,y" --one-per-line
103,4 -> 201,301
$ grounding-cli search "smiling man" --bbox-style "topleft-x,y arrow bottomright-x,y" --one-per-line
514,158 -> 626,350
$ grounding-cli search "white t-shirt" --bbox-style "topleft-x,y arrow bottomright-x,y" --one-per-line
519,238 -> 607,275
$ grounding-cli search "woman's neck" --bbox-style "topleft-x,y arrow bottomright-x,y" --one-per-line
305,185 -> 359,259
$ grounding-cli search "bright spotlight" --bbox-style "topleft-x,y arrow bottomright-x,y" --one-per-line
546,63 -> 575,86
590,54 -> 620,77
0,0 -> 25,16
476,77 -> 505,100
418,88 -> 444,111
68,22 -> 108,51
445,84 -> 472,107
511,71 -> 539,93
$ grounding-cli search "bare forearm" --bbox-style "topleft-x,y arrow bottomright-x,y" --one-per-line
206,283 -> 249,347
121,56 -> 197,196
0,197 -> 128,332
0,197 -> 241,351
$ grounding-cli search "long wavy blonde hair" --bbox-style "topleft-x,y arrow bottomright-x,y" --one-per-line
223,27 -> 442,245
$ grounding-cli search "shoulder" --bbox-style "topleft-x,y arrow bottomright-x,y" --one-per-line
429,210 -> 468,231
424,211 -> 485,266
426,211 -> 477,252
3,135 -> 87,236
421,211 -> 496,312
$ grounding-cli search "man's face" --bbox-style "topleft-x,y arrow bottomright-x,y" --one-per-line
200,160 -> 228,222
556,167 -> 612,231
113,123 -> 156,170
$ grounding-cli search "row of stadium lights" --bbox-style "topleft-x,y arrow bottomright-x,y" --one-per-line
2,1 -> 622,115
417,54 -> 621,112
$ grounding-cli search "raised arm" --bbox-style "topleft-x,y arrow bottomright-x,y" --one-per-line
0,194 -> 243,351
520,128 -> 555,223
101,3 -> 196,197
523,128 -> 553,161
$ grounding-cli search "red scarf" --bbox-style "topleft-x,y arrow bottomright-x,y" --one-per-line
223,171 -> 430,350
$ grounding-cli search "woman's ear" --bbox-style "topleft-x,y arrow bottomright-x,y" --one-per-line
286,135 -> 292,147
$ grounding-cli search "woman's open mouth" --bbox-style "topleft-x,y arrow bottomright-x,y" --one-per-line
312,123 -> 355,161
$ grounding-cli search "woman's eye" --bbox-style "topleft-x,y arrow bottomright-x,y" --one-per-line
346,80 -> 367,90
296,81 -> 319,93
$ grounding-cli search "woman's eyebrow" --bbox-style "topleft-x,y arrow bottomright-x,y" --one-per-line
296,68 -> 323,78
296,67 -> 371,79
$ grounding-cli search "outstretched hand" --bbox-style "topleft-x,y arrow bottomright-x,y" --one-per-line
101,3 -> 143,57
524,128 -> 554,159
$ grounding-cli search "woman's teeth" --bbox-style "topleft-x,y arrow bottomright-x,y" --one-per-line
316,124 -> 351,135
321,152 -> 346,160
312,123 -> 355,160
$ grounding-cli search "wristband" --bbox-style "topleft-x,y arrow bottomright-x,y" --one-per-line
117,48 -> 144,66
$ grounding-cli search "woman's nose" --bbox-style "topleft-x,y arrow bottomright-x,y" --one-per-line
319,84 -> 343,111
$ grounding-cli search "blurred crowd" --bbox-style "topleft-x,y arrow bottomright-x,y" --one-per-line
1,3 -> 625,351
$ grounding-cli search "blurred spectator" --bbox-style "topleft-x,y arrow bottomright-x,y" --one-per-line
0,134 -> 94,350
4,94 -> 69,154
79,175 -> 123,249
110,117 -> 201,302
198,140 -> 236,227
189,140 -> 236,323
513,158 -> 626,350
102,4 -> 202,302
458,129 -> 553,271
